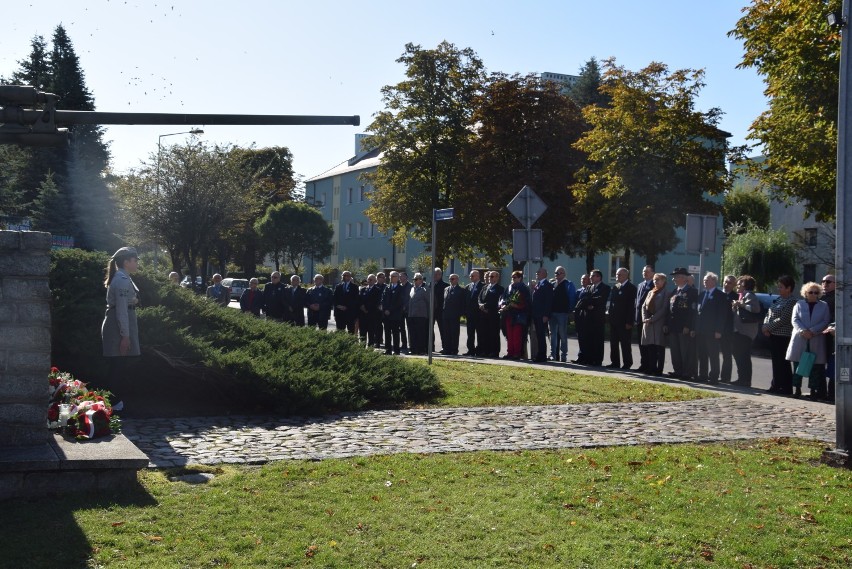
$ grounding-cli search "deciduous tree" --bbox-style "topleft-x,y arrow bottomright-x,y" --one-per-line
729,0 -> 841,220
572,59 -> 733,266
254,201 -> 332,274
363,42 -> 485,266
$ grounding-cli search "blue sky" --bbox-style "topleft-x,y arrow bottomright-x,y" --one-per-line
1,1 -> 766,183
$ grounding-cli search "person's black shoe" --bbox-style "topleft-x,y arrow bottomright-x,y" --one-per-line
533,357 -> 547,363
793,386 -> 802,398
666,371 -> 681,379
621,365 -> 633,371
462,351 -> 475,356
730,380 -> 752,387
571,359 -> 585,364
604,363 -> 619,369
765,386 -> 780,393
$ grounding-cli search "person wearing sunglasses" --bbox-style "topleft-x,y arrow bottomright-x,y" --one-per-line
786,282 -> 831,399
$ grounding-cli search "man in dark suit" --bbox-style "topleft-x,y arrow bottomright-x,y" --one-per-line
206,274 -> 230,307
431,268 -> 449,351
695,272 -> 727,384
287,275 -> 307,326
578,269 -> 610,366
441,274 -> 466,355
634,265 -> 655,372
333,270 -> 360,333
262,271 -> 287,321
358,274 -> 377,345
398,272 -> 414,353
478,271 -> 504,358
573,273 -> 592,364
719,275 -> 738,382
667,267 -> 698,379
531,266 -> 554,363
464,269 -> 484,356
607,267 -> 637,370
381,271 -> 406,354
306,274 -> 332,329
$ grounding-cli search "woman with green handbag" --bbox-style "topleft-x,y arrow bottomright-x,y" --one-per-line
785,282 -> 831,399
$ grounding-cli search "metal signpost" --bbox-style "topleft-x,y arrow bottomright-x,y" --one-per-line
507,185 -> 547,283
685,214 -> 718,293
828,0 -> 851,465
428,208 -> 454,365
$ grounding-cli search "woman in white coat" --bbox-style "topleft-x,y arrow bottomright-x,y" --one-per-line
785,281 -> 831,399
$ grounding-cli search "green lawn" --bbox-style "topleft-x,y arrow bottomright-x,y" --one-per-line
414,360 -> 711,408
4,440 -> 850,568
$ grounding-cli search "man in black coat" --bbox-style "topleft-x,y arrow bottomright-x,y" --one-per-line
478,271 -> 505,358
666,267 -> 699,379
577,269 -> 610,366
398,272 -> 414,353
573,273 -> 592,364
695,272 -> 727,384
381,271 -> 406,354
531,266 -> 554,363
441,274 -> 466,355
431,268 -> 449,351
262,271 -> 287,322
634,265 -> 655,372
306,274 -> 333,329
607,267 -> 637,370
719,275 -> 738,382
286,275 -> 307,327
333,271 -> 360,333
358,274 -> 378,345
464,269 -> 484,356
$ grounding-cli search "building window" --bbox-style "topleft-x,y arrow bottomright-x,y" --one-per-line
345,223 -> 352,239
356,222 -> 363,238
332,207 -> 339,221
332,242 -> 338,255
398,239 -> 406,254
321,193 -> 327,208
803,264 -> 816,283
380,257 -> 387,268
368,223 -> 375,238
609,251 -> 626,280
805,228 -> 818,247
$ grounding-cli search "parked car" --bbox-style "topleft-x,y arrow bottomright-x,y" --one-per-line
222,278 -> 248,301
752,292 -> 778,351
180,275 -> 205,293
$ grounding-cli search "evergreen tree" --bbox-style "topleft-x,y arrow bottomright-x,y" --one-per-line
0,24 -> 116,250
29,171 -> 74,235
568,57 -> 609,109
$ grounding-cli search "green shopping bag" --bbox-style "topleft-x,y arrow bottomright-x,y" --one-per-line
796,340 -> 816,377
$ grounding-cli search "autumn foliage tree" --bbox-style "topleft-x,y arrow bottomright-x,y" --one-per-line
363,41 -> 485,266
729,0 -> 841,220
572,59 -> 734,266
458,73 -> 587,263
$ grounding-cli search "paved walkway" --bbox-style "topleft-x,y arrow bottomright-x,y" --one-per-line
122,361 -> 837,468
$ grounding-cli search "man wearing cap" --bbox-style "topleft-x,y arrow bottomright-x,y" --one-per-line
206,274 -> 230,307
666,267 -> 698,380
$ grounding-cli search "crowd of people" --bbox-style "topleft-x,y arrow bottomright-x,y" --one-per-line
202,264 -> 837,402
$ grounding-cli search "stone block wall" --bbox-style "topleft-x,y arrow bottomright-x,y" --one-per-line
0,231 -> 52,447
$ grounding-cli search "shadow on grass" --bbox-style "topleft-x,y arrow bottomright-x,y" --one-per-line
0,482 -> 157,568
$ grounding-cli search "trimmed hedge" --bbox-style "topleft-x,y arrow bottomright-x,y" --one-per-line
49,249 -> 442,415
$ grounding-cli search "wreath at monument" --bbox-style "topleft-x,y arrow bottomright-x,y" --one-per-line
47,367 -> 121,440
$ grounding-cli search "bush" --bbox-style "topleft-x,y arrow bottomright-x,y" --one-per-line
49,249 -> 442,415
721,224 -> 799,291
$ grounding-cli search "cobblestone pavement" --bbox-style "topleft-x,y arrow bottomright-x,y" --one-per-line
122,396 -> 836,468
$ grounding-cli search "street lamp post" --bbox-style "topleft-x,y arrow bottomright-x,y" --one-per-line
154,128 -> 203,269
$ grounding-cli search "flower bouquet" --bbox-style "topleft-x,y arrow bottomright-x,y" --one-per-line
47,367 -> 121,439
499,290 -> 521,315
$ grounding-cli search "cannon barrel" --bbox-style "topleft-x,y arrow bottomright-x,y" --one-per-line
1,108 -> 360,127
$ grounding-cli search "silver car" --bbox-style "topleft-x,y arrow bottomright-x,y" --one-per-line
221,278 -> 248,301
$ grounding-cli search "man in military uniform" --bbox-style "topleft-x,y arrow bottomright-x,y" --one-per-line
666,267 -> 698,380
262,271 -> 288,321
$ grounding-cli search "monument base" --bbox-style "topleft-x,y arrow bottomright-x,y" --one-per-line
0,433 -> 149,501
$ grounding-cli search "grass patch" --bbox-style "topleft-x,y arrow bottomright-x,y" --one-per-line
416,360 -> 711,408
4,440 -> 850,567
